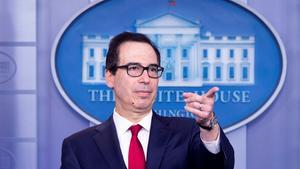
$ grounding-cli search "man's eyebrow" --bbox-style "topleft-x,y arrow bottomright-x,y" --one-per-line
149,63 -> 159,66
124,62 -> 140,65
124,62 -> 159,66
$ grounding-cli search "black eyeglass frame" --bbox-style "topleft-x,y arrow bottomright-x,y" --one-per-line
115,63 -> 164,78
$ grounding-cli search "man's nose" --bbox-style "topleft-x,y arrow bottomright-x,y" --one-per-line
138,69 -> 150,83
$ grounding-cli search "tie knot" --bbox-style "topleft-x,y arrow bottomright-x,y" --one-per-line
129,124 -> 142,136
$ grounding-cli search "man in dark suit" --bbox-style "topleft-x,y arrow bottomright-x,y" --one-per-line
60,32 -> 234,169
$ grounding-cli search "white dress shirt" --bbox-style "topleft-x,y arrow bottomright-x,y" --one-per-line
113,109 -> 220,168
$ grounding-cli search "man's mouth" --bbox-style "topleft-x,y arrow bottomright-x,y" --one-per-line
135,90 -> 152,97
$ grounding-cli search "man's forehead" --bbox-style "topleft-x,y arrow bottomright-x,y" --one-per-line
118,41 -> 158,63
119,41 -> 153,50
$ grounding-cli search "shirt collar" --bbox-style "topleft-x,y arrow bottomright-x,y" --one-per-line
113,108 -> 152,134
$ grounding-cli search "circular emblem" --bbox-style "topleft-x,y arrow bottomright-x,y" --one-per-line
0,148 -> 15,169
0,52 -> 17,84
51,0 -> 286,132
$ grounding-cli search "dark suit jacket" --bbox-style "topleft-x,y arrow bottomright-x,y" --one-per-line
60,112 -> 234,169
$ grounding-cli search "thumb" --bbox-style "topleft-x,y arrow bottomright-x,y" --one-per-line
205,87 -> 219,98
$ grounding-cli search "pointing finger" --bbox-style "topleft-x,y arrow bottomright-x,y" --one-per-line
183,93 -> 203,103
182,92 -> 194,98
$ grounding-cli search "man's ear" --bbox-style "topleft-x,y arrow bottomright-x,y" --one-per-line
105,70 -> 114,89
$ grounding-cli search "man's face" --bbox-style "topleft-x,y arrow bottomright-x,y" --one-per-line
106,41 -> 159,115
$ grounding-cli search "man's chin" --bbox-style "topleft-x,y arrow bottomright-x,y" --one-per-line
132,102 -> 152,111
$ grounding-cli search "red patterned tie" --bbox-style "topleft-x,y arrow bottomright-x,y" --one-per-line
128,125 -> 146,169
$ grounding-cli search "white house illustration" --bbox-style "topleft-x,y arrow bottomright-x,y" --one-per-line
82,13 -> 255,86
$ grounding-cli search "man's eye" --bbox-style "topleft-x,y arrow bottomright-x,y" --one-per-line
149,66 -> 158,72
128,65 -> 140,71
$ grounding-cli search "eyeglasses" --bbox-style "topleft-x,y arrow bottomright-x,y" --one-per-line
116,63 -> 164,78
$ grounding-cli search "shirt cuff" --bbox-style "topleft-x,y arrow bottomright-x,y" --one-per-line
201,131 -> 221,154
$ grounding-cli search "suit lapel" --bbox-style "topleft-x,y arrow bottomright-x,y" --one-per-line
146,113 -> 172,169
93,117 -> 127,169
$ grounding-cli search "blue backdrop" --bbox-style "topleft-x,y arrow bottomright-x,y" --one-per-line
0,0 -> 299,169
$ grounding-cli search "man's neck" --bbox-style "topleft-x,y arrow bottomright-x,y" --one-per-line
115,107 -> 151,123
